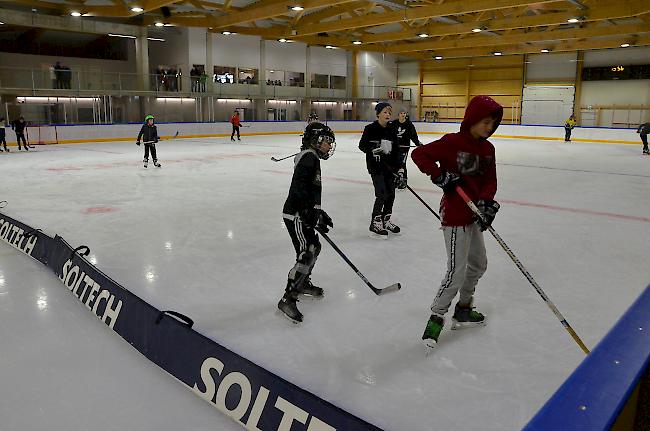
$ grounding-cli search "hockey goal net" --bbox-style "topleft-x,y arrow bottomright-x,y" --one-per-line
27,125 -> 59,146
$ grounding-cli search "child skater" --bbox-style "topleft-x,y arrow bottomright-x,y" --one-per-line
278,122 -> 335,324
412,95 -> 503,350
136,115 -> 161,168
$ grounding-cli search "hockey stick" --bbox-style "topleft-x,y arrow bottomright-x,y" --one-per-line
455,185 -> 590,355
383,163 -> 442,221
316,229 -> 401,295
271,152 -> 300,162
140,131 -> 179,145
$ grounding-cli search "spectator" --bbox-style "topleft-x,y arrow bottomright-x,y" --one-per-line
199,71 -> 207,92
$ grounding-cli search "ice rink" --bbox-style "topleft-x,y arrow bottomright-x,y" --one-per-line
1,131 -> 649,430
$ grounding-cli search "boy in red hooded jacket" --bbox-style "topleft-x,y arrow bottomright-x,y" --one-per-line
411,95 -> 503,350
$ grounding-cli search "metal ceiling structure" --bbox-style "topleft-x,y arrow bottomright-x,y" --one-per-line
1,0 -> 649,60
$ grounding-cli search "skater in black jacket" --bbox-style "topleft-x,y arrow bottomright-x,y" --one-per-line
11,117 -> 28,151
136,115 -> 161,168
637,122 -> 650,155
391,108 -> 422,189
359,102 -> 401,239
0,118 -> 8,152
278,122 -> 335,324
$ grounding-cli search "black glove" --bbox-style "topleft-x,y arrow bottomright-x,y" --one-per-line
316,209 -> 333,233
299,207 -> 318,227
475,199 -> 500,231
154,138 -> 159,143
432,170 -> 461,193
136,141 -> 141,146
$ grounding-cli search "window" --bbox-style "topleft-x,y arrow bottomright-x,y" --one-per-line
330,75 -> 346,90
238,68 -> 258,84
311,73 -> 329,89
214,66 -> 235,84
287,71 -> 305,87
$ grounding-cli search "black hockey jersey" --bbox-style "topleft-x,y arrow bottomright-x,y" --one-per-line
391,119 -> 421,150
358,120 -> 400,175
282,149 -> 322,216
637,123 -> 650,136
137,124 -> 159,143
11,120 -> 26,134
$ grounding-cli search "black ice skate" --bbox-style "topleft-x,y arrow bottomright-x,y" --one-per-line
643,148 -> 650,155
153,160 -> 161,168
295,279 -> 324,299
143,158 -> 148,168
383,214 -> 401,235
277,291 -> 303,324
451,302 -> 486,330
369,215 -> 388,239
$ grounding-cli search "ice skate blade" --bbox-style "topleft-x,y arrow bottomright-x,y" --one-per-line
276,309 -> 302,325
451,320 -> 486,330
422,339 -> 437,356
297,292 -> 324,300
387,230 -> 402,236
369,232 -> 388,240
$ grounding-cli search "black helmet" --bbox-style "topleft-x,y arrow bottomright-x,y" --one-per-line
301,122 -> 335,160
307,112 -> 319,123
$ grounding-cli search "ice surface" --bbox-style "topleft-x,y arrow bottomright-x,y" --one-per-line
1,132 -> 648,430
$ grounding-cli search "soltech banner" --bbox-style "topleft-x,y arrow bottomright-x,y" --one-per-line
0,222 -> 383,431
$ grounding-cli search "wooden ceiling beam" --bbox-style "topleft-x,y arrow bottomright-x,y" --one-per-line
355,0 -> 648,45
387,22 -> 650,53
210,0 -> 357,29
413,34 -> 650,60
292,0 -> 558,36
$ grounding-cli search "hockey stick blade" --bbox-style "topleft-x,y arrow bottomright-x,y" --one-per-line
373,282 -> 401,295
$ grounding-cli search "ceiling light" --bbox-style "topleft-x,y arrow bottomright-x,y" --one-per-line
418,33 -> 429,38
0,22 -> 4,25
131,7 -> 144,12
567,18 -> 580,23
279,38 -> 287,42
352,40 -> 362,45
108,33 -> 136,39
70,11 -> 81,17
493,51 -> 502,56
435,56 -> 443,60
222,31 -> 232,35
325,45 -> 336,49
290,6 -> 304,11
147,37 -> 165,42
540,49 -> 550,53
472,28 -> 482,33
82,13 -> 91,16
163,23 -> 174,26
620,43 -> 630,48
155,22 -> 164,27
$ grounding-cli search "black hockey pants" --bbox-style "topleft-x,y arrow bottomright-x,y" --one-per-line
371,172 -> 396,218
144,143 -> 158,161
283,214 -> 321,292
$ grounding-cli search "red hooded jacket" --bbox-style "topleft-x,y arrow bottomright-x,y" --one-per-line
230,114 -> 241,127
411,96 -> 503,226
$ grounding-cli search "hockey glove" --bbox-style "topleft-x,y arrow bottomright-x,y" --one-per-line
316,209 -> 333,233
475,199 -> 500,231
432,170 -> 461,193
299,207 -> 318,227
395,168 -> 407,189
136,141 -> 141,146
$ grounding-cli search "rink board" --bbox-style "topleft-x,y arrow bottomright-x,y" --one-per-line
524,285 -> 650,430
0,211 -> 382,431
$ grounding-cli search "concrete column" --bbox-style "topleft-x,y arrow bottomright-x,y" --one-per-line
136,28 -> 150,91
304,45 -> 311,118
260,39 -> 266,95
206,30 -> 214,93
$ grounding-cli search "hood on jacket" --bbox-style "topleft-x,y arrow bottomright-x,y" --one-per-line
460,95 -> 503,138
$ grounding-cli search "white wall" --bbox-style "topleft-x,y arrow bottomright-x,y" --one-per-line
397,60 -> 419,113
149,27 -> 189,72
583,46 -> 650,67
526,52 -> 577,81
265,40 -> 307,73
213,34 -> 260,69
0,50 -> 136,74
357,51 -> 397,89
581,80 -> 650,107
188,27 -> 207,67
309,46 -> 348,76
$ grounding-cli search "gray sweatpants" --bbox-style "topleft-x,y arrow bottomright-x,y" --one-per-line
431,223 -> 487,316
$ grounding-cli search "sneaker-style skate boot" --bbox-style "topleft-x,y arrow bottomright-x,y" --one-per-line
383,214 -> 401,235
143,158 -> 148,168
451,302 -> 486,329
369,215 -> 388,239
295,278 -> 324,299
422,315 -> 444,351
277,291 -> 303,324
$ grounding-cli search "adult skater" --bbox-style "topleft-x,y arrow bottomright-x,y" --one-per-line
11,116 -> 28,151
136,115 -> 161,168
564,114 -> 576,142
636,121 -> 649,155
230,110 -> 242,141
412,95 -> 503,350
358,101 -> 401,239
392,108 -> 422,189
0,118 -> 8,152
278,122 -> 335,324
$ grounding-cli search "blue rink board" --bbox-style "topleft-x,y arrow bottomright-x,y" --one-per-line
524,285 -> 650,430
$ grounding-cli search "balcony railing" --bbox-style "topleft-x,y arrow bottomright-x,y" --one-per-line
0,67 -> 411,101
